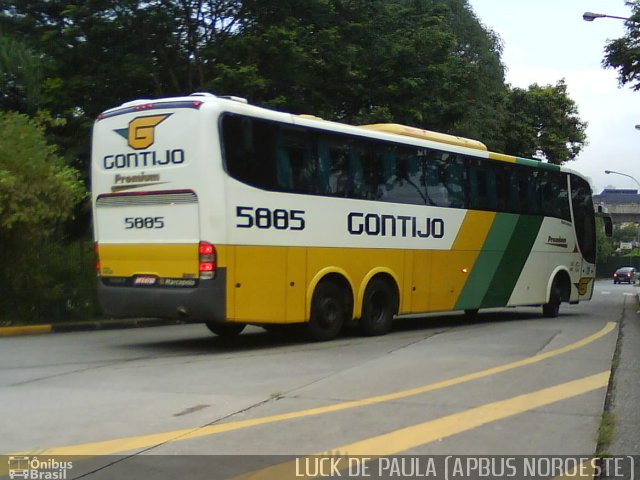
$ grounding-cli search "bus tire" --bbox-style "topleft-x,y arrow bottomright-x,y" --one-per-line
359,277 -> 397,336
309,281 -> 347,341
464,309 -> 479,319
543,278 -> 561,318
205,321 -> 246,337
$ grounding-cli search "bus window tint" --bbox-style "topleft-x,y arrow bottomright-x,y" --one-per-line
376,145 -> 426,205
443,155 -> 466,208
348,147 -> 367,198
277,127 -> 314,193
571,174 -> 596,263
469,158 -> 504,211
221,113 -> 572,221
541,171 -> 571,220
392,150 -> 428,205
222,115 -> 278,190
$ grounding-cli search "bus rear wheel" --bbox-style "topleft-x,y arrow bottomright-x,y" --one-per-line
205,321 -> 246,337
309,281 -> 347,341
359,277 -> 397,336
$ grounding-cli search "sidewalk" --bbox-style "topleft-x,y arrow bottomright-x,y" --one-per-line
607,290 -> 640,455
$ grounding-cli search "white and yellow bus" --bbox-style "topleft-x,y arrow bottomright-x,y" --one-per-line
92,93 -> 598,341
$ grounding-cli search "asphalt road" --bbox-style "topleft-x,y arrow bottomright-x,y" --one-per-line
0,279 -> 636,479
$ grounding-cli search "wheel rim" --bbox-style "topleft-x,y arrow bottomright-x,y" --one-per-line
318,297 -> 340,329
367,291 -> 386,326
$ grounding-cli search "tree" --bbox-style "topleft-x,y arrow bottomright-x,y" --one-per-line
501,80 -> 587,164
212,0 -> 507,135
2,0 -> 583,166
0,112 -> 84,237
603,2 -> 640,91
0,35 -> 43,113
0,111 -> 86,319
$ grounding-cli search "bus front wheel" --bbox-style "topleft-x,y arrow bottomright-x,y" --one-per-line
205,321 -> 246,337
542,278 -> 561,318
359,277 -> 397,336
309,281 -> 347,341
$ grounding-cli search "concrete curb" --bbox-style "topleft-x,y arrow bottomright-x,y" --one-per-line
0,324 -> 52,337
0,318 -> 187,337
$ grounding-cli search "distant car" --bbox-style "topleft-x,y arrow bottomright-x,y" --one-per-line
613,267 -> 637,284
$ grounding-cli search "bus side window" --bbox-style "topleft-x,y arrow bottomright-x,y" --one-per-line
508,167 -> 530,214
348,147 -> 366,199
317,136 -> 331,194
444,155 -> 466,208
468,158 -> 484,210
540,171 -> 556,217
556,173 -> 571,220
527,171 -> 542,215
276,136 -> 294,190
223,115 -> 279,191
387,151 -> 427,205
381,147 -> 396,199
425,154 -> 449,207
541,171 -> 571,220
317,134 -> 363,198
276,127 -> 315,193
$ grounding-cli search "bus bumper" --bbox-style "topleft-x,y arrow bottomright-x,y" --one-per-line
97,269 -> 226,322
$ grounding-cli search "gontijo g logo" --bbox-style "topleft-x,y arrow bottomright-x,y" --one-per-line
115,114 -> 171,150
104,113 -> 186,170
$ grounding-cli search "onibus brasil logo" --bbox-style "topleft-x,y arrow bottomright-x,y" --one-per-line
8,456 -> 73,479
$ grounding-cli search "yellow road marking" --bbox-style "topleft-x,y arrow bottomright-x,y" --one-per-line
235,372 -> 610,479
7,322 -> 616,457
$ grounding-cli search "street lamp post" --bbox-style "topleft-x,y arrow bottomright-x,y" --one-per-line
582,11 -> 633,22
605,169 -> 640,191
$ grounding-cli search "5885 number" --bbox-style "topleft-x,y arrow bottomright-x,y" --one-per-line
124,216 -> 165,229
236,206 -> 305,231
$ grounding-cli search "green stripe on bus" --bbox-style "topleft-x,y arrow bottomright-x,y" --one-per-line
515,157 -> 561,171
481,215 -> 544,308
454,213 -> 519,310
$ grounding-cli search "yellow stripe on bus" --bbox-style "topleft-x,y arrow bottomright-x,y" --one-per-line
98,243 -> 198,278
488,151 -> 517,163
226,212 -> 497,324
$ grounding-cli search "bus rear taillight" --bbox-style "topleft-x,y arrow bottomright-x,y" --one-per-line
199,241 -> 216,280
94,242 -> 101,276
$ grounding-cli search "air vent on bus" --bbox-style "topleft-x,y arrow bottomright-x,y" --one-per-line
297,114 -> 324,121
119,99 -> 153,108
220,95 -> 248,104
359,123 -> 487,151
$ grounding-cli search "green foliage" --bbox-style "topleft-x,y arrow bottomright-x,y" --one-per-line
0,35 -> 44,113
0,239 -> 98,323
1,0 -> 585,167
596,217 -> 615,263
612,223 -> 639,243
501,81 -> 587,164
0,111 -> 85,236
0,111 -> 87,322
604,2 -> 640,91
213,0 -> 507,142
0,0 -> 592,322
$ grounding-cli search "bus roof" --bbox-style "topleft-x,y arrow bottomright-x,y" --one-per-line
97,92 -> 589,183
